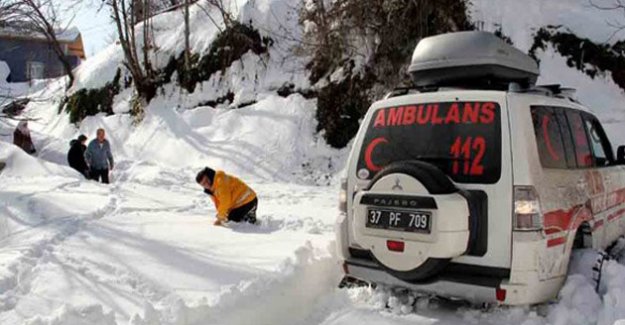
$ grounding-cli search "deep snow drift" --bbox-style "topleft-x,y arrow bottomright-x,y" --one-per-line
3,0 -> 625,324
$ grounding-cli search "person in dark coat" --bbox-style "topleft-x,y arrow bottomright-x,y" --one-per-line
67,135 -> 89,178
13,121 -> 36,154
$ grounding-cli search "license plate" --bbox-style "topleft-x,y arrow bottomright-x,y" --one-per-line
366,208 -> 431,233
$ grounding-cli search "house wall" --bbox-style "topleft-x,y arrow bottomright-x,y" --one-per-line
0,38 -> 81,82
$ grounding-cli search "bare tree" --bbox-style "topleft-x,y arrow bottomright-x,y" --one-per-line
590,0 -> 625,41
204,0 -> 232,27
10,0 -> 81,89
105,0 -> 156,110
0,0 -> 22,26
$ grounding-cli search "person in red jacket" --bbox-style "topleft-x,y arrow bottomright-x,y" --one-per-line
196,167 -> 258,226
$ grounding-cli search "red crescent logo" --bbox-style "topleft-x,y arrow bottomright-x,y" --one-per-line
365,137 -> 388,172
542,116 -> 560,161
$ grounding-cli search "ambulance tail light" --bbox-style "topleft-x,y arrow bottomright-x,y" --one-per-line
513,186 -> 543,231
496,288 -> 507,302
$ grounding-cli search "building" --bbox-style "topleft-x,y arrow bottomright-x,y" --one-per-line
0,26 -> 85,82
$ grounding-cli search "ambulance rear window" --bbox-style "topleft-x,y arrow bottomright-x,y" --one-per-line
357,101 -> 502,184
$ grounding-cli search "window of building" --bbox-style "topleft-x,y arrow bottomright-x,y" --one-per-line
26,61 -> 45,80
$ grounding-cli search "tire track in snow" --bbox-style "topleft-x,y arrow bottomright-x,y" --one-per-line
1,160 -> 204,321
0,173 -> 126,314
57,251 -> 174,307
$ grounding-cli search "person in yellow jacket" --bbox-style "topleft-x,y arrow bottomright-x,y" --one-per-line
196,167 -> 258,226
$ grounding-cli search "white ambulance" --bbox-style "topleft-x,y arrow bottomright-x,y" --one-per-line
336,31 -> 625,305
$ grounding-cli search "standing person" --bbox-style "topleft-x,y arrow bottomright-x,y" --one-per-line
85,128 -> 114,184
13,121 -> 36,154
196,167 -> 258,226
67,135 -> 90,178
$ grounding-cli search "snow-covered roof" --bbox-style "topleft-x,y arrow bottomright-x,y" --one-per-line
0,26 -> 81,43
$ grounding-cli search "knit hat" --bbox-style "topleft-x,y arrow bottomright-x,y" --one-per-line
196,167 -> 216,184
77,134 -> 87,142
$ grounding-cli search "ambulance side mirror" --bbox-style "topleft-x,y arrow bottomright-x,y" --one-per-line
616,146 -> 625,165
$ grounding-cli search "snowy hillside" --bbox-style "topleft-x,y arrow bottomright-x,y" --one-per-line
3,0 -> 625,324
472,0 -> 625,145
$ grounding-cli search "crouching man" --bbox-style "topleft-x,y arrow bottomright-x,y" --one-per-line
196,167 -> 258,226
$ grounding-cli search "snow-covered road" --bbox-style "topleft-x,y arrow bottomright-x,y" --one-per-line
4,145 -> 625,325
3,2 -> 625,315
0,151 -> 342,324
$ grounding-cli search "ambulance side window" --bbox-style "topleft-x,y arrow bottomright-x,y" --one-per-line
583,114 -> 614,167
566,110 -> 594,168
554,108 -> 578,168
531,106 -> 568,169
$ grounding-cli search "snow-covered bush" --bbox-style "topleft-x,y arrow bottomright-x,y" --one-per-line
530,27 -> 625,92
61,69 -> 122,124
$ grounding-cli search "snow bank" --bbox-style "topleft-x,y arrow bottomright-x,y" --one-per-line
0,142 -> 77,178
130,242 -> 342,325
26,92 -> 343,184
471,0 -> 625,51
24,304 -> 116,325
544,249 -> 625,325
547,274 -> 602,325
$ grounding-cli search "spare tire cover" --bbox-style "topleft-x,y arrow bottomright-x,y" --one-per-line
356,161 -> 470,282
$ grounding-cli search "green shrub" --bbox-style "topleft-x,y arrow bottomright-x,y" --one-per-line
316,71 -> 375,148
64,69 -> 121,124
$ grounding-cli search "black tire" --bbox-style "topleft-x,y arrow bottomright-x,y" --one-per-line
367,160 -> 458,281
573,223 -> 592,250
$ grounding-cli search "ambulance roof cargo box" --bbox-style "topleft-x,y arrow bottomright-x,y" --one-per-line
409,31 -> 540,89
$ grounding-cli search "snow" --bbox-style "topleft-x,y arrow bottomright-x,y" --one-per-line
471,0 -> 625,149
471,0 -> 625,50
70,0 -> 310,106
3,0 -> 625,324
0,61 -> 9,82
0,141 -> 341,324
0,26 -> 81,43
25,305 -> 116,325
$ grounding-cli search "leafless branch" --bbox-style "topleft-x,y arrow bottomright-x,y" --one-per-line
196,2 -> 223,32
590,0 -> 625,41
